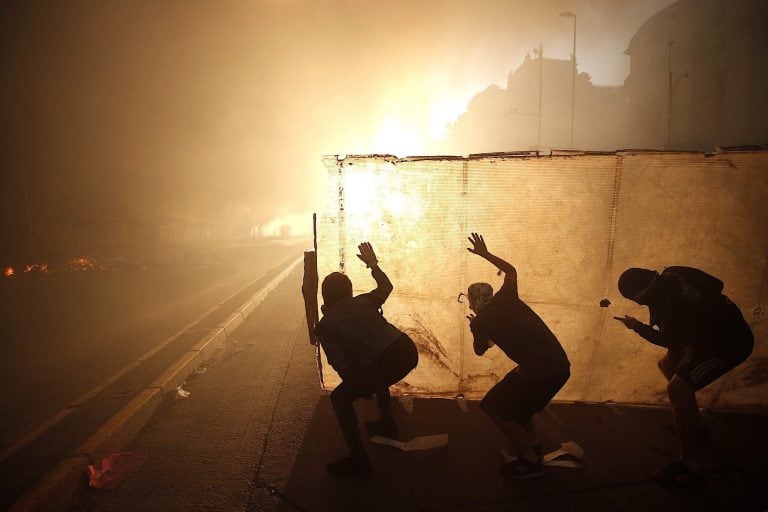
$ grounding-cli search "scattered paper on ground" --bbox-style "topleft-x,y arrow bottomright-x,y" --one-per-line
502,441 -> 584,468
370,434 -> 449,451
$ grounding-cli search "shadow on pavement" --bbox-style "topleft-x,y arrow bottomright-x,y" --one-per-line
279,397 -> 768,512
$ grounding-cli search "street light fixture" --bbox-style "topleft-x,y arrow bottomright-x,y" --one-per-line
560,11 -> 576,149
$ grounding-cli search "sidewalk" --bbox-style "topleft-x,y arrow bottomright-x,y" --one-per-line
71,268 -> 768,511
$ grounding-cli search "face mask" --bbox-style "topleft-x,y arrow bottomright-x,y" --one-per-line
468,282 -> 493,312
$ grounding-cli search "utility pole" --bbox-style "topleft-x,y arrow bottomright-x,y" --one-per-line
534,44 -> 544,148
560,12 -> 577,149
666,41 -> 689,149
667,41 -> 673,149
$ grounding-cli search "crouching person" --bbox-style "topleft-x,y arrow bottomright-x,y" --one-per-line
315,242 -> 419,477
465,233 -> 570,479
615,266 -> 753,487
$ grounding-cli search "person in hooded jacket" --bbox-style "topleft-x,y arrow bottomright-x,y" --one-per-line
314,242 -> 418,477
615,266 -> 753,487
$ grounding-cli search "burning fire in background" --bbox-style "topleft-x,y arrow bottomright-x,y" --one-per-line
3,257 -> 117,278
24,263 -> 49,274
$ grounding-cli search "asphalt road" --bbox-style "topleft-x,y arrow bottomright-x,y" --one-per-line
0,238 -> 306,455
69,266 -> 768,512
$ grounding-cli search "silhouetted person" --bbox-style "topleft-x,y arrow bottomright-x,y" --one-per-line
465,233 -> 570,479
615,266 -> 753,487
315,242 -> 418,477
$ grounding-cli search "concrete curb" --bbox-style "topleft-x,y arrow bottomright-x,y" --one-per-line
78,389 -> 165,464
9,255 -> 303,512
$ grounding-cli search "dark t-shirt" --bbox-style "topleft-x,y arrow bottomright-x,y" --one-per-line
470,275 -> 570,379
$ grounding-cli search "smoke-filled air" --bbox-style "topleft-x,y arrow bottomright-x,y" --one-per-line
3,0 -> 767,260
0,0 -> 688,257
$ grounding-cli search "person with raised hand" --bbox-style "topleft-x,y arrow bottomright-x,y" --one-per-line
465,233 -> 570,479
314,242 -> 419,478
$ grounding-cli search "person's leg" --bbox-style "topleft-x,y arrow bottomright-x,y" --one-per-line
364,384 -> 399,439
375,386 -> 393,424
327,376 -> 377,477
650,373 -> 706,487
365,335 -> 418,438
330,381 -> 367,457
481,369 -> 560,478
494,415 -> 546,479
667,375 -> 701,464
524,420 -> 543,460
492,416 -> 538,462
658,351 -> 677,381
653,347 -> 752,487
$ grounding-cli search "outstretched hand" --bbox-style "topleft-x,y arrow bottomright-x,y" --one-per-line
467,232 -> 489,257
356,242 -> 378,268
613,315 -> 641,330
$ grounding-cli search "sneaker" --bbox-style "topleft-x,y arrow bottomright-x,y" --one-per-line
651,460 -> 704,488
326,455 -> 374,478
364,419 -> 399,439
499,457 -> 545,479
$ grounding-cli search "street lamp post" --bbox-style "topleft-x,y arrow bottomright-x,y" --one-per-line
533,44 -> 544,148
666,41 -> 689,149
560,12 -> 577,149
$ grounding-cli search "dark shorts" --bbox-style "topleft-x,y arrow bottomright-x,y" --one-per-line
671,300 -> 754,390
480,367 -> 570,426
332,334 -> 419,402
670,346 -> 751,391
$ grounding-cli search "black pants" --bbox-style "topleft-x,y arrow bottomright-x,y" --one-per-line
330,334 -> 418,455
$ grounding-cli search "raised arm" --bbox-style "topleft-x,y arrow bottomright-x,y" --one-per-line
357,242 -> 393,306
467,233 -> 517,283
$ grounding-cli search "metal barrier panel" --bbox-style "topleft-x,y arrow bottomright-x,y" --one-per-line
463,155 -> 617,401
315,150 -> 768,410
599,151 -> 768,408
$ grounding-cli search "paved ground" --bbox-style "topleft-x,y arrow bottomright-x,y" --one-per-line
71,268 -> 768,512
0,239 -> 305,510
1,238 -> 304,449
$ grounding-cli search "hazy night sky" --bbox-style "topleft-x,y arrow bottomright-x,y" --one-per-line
1,0 -> 674,243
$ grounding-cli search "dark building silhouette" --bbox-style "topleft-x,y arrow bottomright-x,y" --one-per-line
443,53 -> 623,154
443,0 -> 768,154
621,0 -> 768,150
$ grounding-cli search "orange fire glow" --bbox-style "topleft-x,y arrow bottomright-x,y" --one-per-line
4,267 -> 14,277
68,257 -> 96,271
23,263 -> 49,274
67,257 -> 116,272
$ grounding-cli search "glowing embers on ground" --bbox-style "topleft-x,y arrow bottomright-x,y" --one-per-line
2,257 -> 117,278
24,263 -> 49,274
68,257 -> 115,272
3,264 -> 48,278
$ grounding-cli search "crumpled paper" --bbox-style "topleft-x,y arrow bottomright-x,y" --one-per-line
370,434 -> 449,451
502,441 -> 584,468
